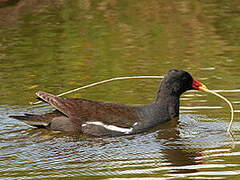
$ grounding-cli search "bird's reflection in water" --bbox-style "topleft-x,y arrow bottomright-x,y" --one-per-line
155,118 -> 204,175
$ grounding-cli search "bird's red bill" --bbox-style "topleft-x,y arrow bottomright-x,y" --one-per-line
192,79 -> 208,91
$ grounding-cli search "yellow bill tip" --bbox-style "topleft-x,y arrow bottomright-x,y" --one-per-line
192,79 -> 208,91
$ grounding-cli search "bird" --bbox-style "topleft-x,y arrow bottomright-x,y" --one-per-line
10,69 -> 205,137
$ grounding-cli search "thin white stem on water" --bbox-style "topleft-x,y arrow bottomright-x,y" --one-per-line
202,88 -> 234,133
30,76 -> 163,105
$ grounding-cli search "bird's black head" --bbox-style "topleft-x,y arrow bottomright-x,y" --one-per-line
165,69 -> 193,95
158,69 -> 203,96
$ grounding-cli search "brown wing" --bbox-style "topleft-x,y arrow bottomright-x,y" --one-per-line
36,91 -> 79,117
70,100 -> 140,127
36,91 -> 139,127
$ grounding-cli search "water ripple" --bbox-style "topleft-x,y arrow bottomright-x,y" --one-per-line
1,104 -> 240,179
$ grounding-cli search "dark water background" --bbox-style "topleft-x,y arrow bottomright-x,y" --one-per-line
1,0 -> 240,179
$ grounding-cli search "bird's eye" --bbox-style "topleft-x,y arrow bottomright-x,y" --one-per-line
182,76 -> 187,81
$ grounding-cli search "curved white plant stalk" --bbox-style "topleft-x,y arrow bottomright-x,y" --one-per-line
30,75 -> 234,133
199,86 -> 234,133
30,76 -> 163,105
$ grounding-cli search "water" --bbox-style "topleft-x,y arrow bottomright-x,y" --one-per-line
1,0 -> 240,179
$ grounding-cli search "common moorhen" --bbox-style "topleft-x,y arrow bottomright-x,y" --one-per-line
10,69 -> 205,137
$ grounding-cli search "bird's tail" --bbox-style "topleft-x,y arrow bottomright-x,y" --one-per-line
9,114 -> 50,128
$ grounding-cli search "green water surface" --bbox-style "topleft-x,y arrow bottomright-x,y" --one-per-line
1,0 -> 240,179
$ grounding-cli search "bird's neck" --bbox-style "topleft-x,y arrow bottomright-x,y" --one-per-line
154,86 -> 181,119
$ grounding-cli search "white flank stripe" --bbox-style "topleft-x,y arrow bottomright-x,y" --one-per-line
83,121 -> 133,134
